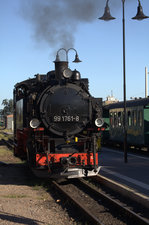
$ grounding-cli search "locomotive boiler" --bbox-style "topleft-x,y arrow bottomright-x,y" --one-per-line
13,48 -> 104,179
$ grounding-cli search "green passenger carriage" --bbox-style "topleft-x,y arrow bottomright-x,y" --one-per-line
103,98 -> 149,150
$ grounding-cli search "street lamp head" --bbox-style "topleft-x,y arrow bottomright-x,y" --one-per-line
73,53 -> 82,63
132,0 -> 149,20
98,0 -> 115,21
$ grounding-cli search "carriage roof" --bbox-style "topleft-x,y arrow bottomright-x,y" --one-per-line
104,98 -> 149,110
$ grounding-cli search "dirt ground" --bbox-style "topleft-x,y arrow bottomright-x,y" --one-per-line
0,144 -> 77,225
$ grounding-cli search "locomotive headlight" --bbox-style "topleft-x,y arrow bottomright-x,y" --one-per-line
95,118 -> 104,128
30,118 -> 40,129
63,68 -> 72,78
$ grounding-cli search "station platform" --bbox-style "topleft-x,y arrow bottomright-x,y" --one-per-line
98,147 -> 149,198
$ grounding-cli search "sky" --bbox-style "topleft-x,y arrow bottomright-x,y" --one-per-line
0,0 -> 149,109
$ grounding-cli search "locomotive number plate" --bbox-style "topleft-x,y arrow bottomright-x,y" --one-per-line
53,115 -> 80,122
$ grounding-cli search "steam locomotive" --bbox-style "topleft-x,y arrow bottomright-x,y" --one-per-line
13,48 -> 104,179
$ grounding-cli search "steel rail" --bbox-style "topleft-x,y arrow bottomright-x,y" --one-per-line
2,138 -> 13,149
78,178 -> 149,225
52,180 -> 104,225
94,174 -> 149,209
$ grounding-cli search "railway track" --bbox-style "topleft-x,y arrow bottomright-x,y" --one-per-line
51,178 -> 149,225
0,130 -> 13,149
1,138 -> 13,149
93,174 -> 149,210
52,180 -> 104,225
1,136 -> 149,224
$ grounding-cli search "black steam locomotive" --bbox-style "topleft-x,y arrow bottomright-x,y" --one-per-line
13,48 -> 104,179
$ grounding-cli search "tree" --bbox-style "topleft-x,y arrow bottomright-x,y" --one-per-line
1,99 -> 13,115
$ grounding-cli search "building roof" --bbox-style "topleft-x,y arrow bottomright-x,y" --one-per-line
7,114 -> 13,118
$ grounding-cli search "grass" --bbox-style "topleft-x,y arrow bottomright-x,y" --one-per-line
32,184 -> 43,191
0,142 -> 23,163
0,146 -> 13,157
31,180 -> 49,191
1,194 -> 28,199
0,129 -> 14,159
0,129 -> 13,141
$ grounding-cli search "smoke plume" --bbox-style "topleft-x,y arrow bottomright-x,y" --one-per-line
20,0 -> 121,53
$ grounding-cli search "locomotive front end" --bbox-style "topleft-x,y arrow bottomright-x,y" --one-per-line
14,48 -> 104,179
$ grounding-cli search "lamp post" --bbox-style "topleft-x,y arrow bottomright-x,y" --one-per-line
145,67 -> 149,98
99,0 -> 149,163
55,48 -> 82,63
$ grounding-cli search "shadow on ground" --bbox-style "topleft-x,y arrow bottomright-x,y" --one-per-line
0,211 -> 44,225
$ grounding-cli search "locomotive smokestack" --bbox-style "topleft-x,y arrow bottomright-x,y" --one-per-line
54,61 -> 68,80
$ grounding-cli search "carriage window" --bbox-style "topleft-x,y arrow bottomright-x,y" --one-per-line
138,110 -> 143,127
140,111 -> 143,127
118,112 -> 122,127
134,110 -> 137,126
128,111 -> 131,126
132,111 -> 134,126
110,113 -> 113,127
114,112 -> 117,127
